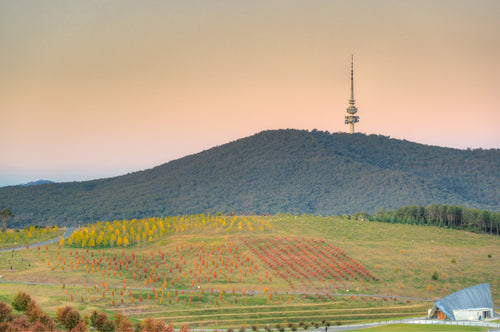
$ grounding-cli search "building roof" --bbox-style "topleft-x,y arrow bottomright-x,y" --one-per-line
430,283 -> 495,320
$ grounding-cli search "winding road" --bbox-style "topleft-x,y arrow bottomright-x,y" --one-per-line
0,227 -> 75,253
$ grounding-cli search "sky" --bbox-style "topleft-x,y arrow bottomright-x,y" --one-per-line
1,0 -> 499,187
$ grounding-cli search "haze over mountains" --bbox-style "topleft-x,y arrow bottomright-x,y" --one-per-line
19,180 -> 54,187
1,129 -> 498,228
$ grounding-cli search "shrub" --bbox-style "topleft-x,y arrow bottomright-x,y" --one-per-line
142,318 -> 172,332
71,321 -> 88,332
114,312 -> 133,332
134,322 -> 143,332
91,310 -> 110,331
31,321 -> 49,332
56,306 -> 72,324
25,299 -> 44,323
0,302 -> 13,323
65,309 -> 81,331
82,314 -> 90,327
90,310 -> 99,327
101,320 -> 116,332
431,271 -> 439,280
56,305 -> 81,331
38,312 -> 56,331
11,291 -> 31,312
251,325 -> 258,331
8,315 -> 30,331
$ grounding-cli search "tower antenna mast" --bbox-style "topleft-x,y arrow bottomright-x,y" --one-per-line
345,54 -> 359,133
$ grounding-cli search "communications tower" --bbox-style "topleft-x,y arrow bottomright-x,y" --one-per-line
345,55 -> 359,134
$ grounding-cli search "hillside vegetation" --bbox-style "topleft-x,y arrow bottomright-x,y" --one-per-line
0,214 -> 498,330
363,203 -> 500,235
1,129 -> 498,227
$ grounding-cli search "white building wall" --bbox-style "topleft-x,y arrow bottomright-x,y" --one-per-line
453,308 -> 492,321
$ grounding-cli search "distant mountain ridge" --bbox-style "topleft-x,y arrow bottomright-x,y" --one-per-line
21,180 -> 54,187
0,179 -> 54,188
0,129 -> 498,228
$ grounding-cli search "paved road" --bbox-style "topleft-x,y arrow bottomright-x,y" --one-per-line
0,227 -> 75,253
315,317 -> 500,331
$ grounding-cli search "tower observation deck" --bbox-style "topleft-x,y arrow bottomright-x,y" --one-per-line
345,55 -> 359,133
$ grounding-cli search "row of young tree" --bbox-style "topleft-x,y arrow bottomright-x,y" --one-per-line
66,214 -> 269,248
361,204 -> 500,235
1,291 -> 179,332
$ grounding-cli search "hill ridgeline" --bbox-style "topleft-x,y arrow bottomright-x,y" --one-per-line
1,129 -> 499,227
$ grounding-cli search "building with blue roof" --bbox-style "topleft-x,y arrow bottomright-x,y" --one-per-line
428,283 -> 496,321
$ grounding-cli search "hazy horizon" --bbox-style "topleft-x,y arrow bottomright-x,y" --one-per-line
2,0 -> 499,187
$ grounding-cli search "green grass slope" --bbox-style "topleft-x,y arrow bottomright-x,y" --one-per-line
1,129 -> 499,227
0,214 -> 497,329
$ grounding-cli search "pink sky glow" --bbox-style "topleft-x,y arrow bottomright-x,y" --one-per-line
1,0 -> 499,186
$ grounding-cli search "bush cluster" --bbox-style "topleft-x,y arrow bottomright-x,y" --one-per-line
0,291 -> 174,332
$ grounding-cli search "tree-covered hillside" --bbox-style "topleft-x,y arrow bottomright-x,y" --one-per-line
1,129 -> 499,227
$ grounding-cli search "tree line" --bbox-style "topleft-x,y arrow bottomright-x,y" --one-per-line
358,204 -> 500,235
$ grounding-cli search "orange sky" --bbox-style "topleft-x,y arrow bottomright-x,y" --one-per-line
1,0 -> 499,186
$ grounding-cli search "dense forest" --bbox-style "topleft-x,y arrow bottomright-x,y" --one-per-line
355,204 -> 500,235
0,129 -> 498,228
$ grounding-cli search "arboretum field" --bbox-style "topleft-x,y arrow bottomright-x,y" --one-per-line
0,214 -> 498,330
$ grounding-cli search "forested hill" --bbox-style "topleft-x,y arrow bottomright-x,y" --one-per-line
1,129 -> 499,227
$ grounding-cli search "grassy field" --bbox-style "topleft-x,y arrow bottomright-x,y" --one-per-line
0,226 -> 64,250
0,214 -> 498,330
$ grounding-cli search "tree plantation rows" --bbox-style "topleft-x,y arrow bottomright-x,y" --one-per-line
13,214 -> 406,329
365,204 -> 500,235
242,237 -> 378,289
66,215 -> 271,248
0,213 -> 497,329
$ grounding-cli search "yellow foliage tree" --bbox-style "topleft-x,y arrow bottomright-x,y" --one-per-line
110,233 -> 116,246
96,231 -> 104,246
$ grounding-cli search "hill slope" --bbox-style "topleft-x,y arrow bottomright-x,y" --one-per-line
1,129 -> 499,227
